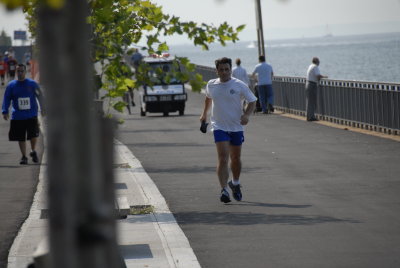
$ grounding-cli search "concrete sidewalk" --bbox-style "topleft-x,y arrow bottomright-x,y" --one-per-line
0,83 -> 43,268
7,140 -> 200,268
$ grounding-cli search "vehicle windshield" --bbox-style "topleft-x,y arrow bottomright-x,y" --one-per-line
148,62 -> 181,85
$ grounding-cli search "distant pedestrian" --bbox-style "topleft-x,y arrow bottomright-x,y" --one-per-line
8,47 -> 15,58
2,64 -> 45,164
131,48 -> 143,72
120,60 -> 135,112
252,55 -> 274,114
232,58 -> 249,86
0,55 -> 6,86
200,57 -> 257,203
3,51 -> 9,63
6,55 -> 18,81
24,51 -> 31,69
305,57 -> 328,121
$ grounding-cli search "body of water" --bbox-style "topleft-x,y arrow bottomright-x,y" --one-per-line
169,32 -> 400,83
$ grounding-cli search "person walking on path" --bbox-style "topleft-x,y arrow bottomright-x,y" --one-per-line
305,57 -> 328,121
2,64 -> 45,164
200,57 -> 257,203
130,48 -> 144,107
0,55 -> 6,86
252,55 -> 274,114
131,48 -> 143,73
232,58 -> 249,86
6,55 -> 18,81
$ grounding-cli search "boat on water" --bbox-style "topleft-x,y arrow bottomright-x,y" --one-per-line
324,24 -> 333,38
247,41 -> 257,48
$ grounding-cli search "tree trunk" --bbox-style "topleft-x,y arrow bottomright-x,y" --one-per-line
37,0 -> 122,267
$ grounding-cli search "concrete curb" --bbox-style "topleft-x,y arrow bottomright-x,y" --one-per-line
7,139 -> 200,268
115,140 -> 201,268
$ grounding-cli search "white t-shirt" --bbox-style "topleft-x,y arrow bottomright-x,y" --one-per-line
307,64 -> 321,82
232,65 -> 249,85
252,62 -> 273,85
206,77 -> 257,132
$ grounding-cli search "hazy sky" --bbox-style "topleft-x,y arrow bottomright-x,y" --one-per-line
152,0 -> 400,42
1,0 -> 400,44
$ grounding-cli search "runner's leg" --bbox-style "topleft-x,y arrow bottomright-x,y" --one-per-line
18,141 -> 27,157
215,141 -> 230,188
123,92 -> 131,114
229,144 -> 242,182
30,137 -> 38,152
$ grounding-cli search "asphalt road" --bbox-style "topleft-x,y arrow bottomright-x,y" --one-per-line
116,89 -> 400,268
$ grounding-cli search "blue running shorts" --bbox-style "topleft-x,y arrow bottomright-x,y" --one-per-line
213,130 -> 244,146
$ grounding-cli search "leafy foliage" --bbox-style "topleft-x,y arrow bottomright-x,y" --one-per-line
9,0 -> 245,113
0,0 -> 63,10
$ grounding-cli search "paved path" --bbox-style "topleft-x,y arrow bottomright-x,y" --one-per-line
6,140 -> 200,268
0,84 -> 43,268
116,89 -> 400,268
2,84 -> 400,268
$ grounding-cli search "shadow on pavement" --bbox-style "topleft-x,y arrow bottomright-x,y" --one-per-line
145,165 -> 216,174
173,211 -> 360,226
118,128 -> 193,133
233,201 -> 312,209
123,142 -> 211,148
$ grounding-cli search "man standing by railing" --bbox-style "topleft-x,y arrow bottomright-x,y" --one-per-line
232,58 -> 249,86
252,55 -> 274,114
305,57 -> 328,121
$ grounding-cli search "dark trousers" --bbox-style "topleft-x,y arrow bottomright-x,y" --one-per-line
305,81 -> 317,120
257,84 -> 274,113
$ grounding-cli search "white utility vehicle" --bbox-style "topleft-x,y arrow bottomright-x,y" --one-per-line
139,54 -> 187,116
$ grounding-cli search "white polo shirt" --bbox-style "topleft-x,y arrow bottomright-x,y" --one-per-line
206,77 -> 257,132
307,64 -> 321,83
232,65 -> 249,86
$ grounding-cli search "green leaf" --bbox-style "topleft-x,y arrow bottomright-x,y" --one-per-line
113,101 -> 127,112
157,42 -> 169,52
236,24 -> 246,32
124,78 -> 135,88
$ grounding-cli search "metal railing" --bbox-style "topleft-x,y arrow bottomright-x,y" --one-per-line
195,64 -> 400,135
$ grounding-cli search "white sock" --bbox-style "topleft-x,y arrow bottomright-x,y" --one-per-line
231,179 -> 240,185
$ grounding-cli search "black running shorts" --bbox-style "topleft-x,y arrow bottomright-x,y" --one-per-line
9,117 -> 40,141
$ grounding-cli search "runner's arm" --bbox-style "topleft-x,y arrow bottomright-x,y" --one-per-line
200,97 -> 212,122
2,86 -> 11,119
35,86 -> 46,116
240,101 -> 256,125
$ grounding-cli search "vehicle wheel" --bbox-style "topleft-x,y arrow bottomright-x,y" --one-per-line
163,111 -> 169,117
140,107 -> 146,116
179,109 -> 184,116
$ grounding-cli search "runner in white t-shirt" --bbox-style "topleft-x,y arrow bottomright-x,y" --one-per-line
200,57 -> 257,203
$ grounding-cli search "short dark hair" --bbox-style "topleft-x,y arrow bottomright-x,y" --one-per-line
17,63 -> 26,70
235,58 -> 241,65
215,57 -> 232,69
312,57 -> 319,64
259,55 -> 265,62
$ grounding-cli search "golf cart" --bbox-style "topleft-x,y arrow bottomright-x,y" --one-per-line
139,54 -> 187,116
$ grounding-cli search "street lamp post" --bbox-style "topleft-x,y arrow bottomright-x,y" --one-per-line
255,0 -> 266,57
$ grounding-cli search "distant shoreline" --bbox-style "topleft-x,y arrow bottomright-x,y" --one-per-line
170,31 -> 400,47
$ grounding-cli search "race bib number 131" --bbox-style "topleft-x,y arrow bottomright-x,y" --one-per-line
18,97 -> 31,110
